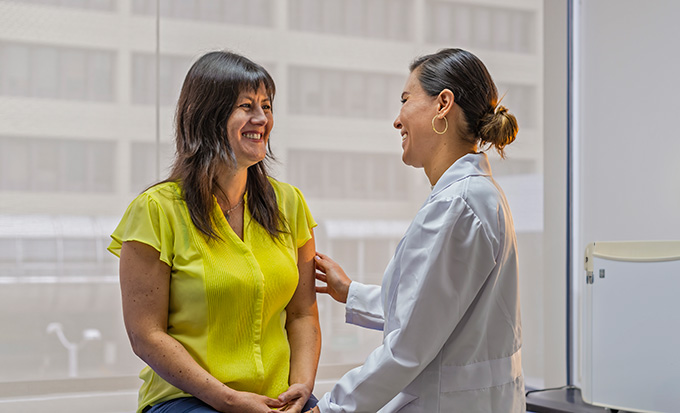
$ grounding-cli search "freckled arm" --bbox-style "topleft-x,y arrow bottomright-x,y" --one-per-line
119,241 -> 281,412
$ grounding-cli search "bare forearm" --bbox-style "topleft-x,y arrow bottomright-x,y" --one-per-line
286,314 -> 321,389
132,330 -> 235,410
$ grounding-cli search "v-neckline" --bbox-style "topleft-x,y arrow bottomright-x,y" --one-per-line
214,194 -> 249,245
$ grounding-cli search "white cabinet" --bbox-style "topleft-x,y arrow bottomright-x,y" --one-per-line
582,241 -> 680,413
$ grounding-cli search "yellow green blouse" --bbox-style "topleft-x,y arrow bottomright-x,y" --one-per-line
108,179 -> 316,412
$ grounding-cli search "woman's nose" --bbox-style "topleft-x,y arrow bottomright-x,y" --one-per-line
251,107 -> 267,124
393,116 -> 402,130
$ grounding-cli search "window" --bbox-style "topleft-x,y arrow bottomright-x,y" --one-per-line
288,149 -> 418,201
0,0 -> 547,404
288,66 -> 405,119
289,0 -> 412,41
131,0 -> 273,26
19,0 -> 116,11
0,42 -> 115,101
130,141 -> 174,193
131,53 -> 192,106
427,1 -> 536,54
0,137 -> 116,193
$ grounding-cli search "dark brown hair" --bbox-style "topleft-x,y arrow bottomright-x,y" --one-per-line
165,50 -> 285,240
410,48 -> 518,157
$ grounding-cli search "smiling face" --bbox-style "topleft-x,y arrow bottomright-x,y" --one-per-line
393,70 -> 439,169
226,83 -> 273,170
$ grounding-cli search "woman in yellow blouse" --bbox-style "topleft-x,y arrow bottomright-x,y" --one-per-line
108,51 -> 321,413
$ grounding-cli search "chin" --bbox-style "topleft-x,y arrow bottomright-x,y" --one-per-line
401,154 -> 420,168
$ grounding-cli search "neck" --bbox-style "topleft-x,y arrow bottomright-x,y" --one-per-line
215,165 -> 248,207
424,140 -> 477,186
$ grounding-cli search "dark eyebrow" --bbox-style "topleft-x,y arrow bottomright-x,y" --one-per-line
400,92 -> 409,99
238,93 -> 270,102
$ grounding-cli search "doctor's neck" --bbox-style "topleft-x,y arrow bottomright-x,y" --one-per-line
424,141 -> 477,187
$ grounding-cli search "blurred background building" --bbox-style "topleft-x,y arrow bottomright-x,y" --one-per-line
0,0 -> 543,410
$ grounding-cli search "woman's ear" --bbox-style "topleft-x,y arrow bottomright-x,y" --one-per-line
436,89 -> 455,117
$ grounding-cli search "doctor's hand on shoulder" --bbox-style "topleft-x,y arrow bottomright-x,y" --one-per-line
314,252 -> 351,304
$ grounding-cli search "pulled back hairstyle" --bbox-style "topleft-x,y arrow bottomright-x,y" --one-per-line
165,50 -> 284,240
410,48 -> 518,157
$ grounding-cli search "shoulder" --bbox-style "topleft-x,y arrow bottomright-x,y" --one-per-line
124,182 -> 184,223
439,175 -> 509,246
138,181 -> 182,205
421,177 -> 503,234
439,174 -> 503,215
268,178 -> 306,206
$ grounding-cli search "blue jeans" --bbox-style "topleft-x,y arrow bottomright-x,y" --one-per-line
145,394 -> 318,412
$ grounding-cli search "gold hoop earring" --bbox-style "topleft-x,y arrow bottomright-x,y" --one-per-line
432,115 -> 448,135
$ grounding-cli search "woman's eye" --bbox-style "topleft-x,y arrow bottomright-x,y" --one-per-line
400,98 -> 407,104
262,104 -> 271,110
239,103 -> 251,108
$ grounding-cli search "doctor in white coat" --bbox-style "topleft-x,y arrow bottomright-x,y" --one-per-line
307,49 -> 525,412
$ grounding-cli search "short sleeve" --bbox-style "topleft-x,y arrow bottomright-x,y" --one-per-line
291,186 -> 317,248
107,192 -> 174,267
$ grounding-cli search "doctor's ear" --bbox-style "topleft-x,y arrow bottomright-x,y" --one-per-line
436,89 -> 455,116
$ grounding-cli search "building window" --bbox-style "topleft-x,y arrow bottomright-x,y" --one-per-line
289,0 -> 412,41
427,1 -> 536,54
16,0 -> 116,12
131,53 -> 193,106
288,66 -> 405,119
129,141 -> 174,193
131,0 -> 273,26
497,83 -> 537,129
0,137 -> 115,192
288,149 -> 411,201
0,42 -> 115,102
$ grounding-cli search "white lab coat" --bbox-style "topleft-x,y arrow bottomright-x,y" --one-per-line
317,153 -> 525,413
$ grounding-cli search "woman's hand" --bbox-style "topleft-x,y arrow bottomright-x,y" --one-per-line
277,383 -> 312,412
314,252 -> 352,304
222,390 -> 285,412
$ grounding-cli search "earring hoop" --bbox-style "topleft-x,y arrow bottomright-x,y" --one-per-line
432,115 -> 448,135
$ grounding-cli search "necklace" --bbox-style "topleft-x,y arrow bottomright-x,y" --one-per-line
223,196 -> 244,217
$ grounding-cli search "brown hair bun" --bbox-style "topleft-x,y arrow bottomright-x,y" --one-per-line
477,105 -> 518,158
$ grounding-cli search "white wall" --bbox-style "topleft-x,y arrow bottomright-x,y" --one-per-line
572,0 -> 680,386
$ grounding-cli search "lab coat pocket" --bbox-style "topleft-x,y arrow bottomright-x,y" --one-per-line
377,392 -> 419,413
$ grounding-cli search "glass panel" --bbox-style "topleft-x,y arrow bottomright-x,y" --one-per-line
30,139 -> 60,191
87,50 -> 114,101
0,239 -> 17,263
131,53 -> 154,104
59,48 -> 87,100
196,0 -> 222,22
62,238 -> 98,262
23,238 -> 58,262
223,0 -> 247,24
1,43 -> 30,96
0,138 -> 31,190
345,0 -> 365,37
321,0 -> 344,35
61,140 -> 88,192
88,0 -> 115,11
0,0 -> 546,398
131,0 -> 155,15
90,141 -> 116,192
365,0 -> 387,39
246,0 -> 271,26
30,46 -> 59,98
